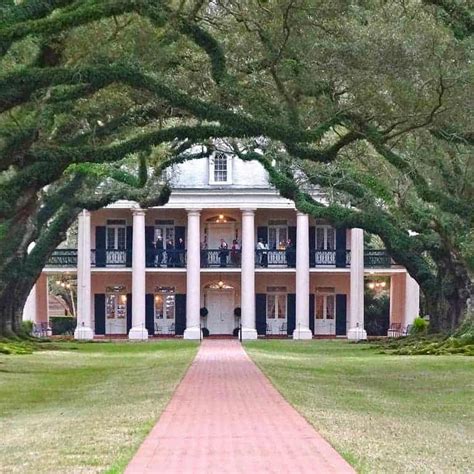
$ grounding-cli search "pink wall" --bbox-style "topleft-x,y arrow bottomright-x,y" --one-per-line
91,273 -> 132,294
390,273 -> 406,324
310,273 -> 350,294
36,273 -> 48,323
146,274 -> 186,293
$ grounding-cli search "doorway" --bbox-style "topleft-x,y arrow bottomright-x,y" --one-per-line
206,289 -> 235,335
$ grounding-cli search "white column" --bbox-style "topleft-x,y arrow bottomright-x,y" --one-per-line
293,212 -> 312,339
404,273 -> 420,327
184,209 -> 202,340
348,228 -> 367,340
74,210 -> 94,340
129,208 -> 148,340
22,285 -> 37,322
241,209 -> 258,340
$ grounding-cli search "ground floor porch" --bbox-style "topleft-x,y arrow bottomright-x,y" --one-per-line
25,270 -> 419,339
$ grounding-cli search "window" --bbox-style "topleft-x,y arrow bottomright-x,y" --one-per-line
268,222 -> 288,250
105,293 -> 127,320
209,152 -> 232,184
267,287 -> 287,320
154,221 -> 175,248
315,289 -> 336,320
316,225 -> 335,250
106,219 -> 126,250
154,289 -> 175,321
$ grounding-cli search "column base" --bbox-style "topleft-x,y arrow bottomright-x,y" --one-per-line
183,327 -> 202,340
240,328 -> 258,340
74,326 -> 94,340
292,327 -> 313,340
128,326 -> 149,341
347,327 -> 367,341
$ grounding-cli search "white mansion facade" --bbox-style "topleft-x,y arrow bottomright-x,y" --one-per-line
24,153 -> 420,340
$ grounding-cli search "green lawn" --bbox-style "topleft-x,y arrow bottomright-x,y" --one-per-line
245,340 -> 473,473
0,341 -> 198,474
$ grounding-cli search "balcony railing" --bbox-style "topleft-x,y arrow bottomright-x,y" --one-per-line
364,250 -> 393,268
46,248 -> 396,269
91,249 -> 130,267
201,249 -> 241,268
146,249 -> 186,268
46,249 -> 78,267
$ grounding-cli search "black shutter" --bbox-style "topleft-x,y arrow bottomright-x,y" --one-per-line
95,227 -> 106,267
145,294 -> 155,335
126,226 -> 133,267
287,293 -> 296,335
336,294 -> 347,336
94,294 -> 106,335
126,293 -> 132,332
257,226 -> 268,243
175,294 -> 186,335
256,294 -> 266,336
309,226 -> 316,267
288,226 -> 297,247
145,226 -> 155,267
309,293 -> 315,335
335,227 -> 347,268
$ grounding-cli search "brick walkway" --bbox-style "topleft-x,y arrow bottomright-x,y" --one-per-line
126,340 -> 354,473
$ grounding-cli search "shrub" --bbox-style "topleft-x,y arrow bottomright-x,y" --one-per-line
21,320 -> 34,335
50,317 -> 76,335
410,316 -> 428,335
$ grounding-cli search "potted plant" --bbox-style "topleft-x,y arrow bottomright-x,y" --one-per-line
234,307 -> 241,317
200,307 -> 208,317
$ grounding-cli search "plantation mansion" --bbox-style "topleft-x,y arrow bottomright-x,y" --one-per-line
23,153 -> 420,340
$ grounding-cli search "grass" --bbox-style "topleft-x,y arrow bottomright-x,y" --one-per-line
0,340 -> 198,474
245,340 -> 474,473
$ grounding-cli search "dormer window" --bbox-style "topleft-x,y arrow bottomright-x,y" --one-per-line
209,152 -> 232,185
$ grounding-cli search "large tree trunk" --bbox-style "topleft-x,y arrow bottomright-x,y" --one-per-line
0,280 -> 31,337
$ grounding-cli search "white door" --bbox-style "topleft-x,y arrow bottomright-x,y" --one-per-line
266,293 -> 287,334
206,290 -> 234,335
105,293 -> 127,335
315,293 -> 336,335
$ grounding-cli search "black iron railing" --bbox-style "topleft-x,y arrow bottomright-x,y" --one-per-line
91,249 -> 131,267
46,249 -> 77,267
364,250 -> 393,268
201,249 -> 241,268
255,249 -> 294,267
147,248 -> 186,268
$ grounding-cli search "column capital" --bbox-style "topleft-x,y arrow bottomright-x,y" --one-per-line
185,208 -> 202,216
240,208 -> 256,215
132,208 -> 146,217
80,209 -> 91,218
296,211 -> 309,218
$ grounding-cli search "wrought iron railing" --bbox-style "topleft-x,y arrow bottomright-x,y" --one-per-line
364,250 -> 393,268
255,249 -> 293,267
46,249 -> 78,267
201,249 -> 241,268
91,249 -> 130,267
147,248 -> 187,268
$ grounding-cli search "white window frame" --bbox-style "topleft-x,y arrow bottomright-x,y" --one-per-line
209,152 -> 232,185
106,219 -> 127,250
315,291 -> 336,321
268,222 -> 288,250
266,287 -> 288,321
315,225 -> 336,251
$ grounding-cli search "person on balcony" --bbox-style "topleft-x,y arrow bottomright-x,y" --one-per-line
155,236 -> 164,267
166,239 -> 175,267
176,237 -> 185,267
286,239 -> 296,267
256,238 -> 268,267
200,241 -> 208,268
231,239 -> 241,266
219,239 -> 229,267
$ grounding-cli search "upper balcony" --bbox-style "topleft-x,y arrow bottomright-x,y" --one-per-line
45,248 -> 394,269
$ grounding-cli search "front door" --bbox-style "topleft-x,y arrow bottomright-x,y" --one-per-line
208,223 -> 235,249
315,293 -> 336,335
206,289 -> 234,335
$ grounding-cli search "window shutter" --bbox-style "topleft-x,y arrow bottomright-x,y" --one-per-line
309,293 -> 315,334
335,228 -> 347,268
126,293 -> 132,332
288,226 -> 297,247
257,227 -> 268,243
94,294 -> 106,335
95,227 -> 106,267
336,294 -> 347,335
175,294 -> 186,335
309,226 -> 316,267
126,226 -> 133,267
145,226 -> 155,267
287,293 -> 296,335
255,294 -> 266,335
145,294 -> 154,335
175,226 -> 186,245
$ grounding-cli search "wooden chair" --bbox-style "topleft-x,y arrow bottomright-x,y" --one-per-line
279,321 -> 287,336
154,322 -> 163,335
402,324 -> 413,336
167,322 -> 176,336
266,323 -> 273,336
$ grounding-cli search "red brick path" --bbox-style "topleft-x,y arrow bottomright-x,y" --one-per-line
126,340 -> 354,473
